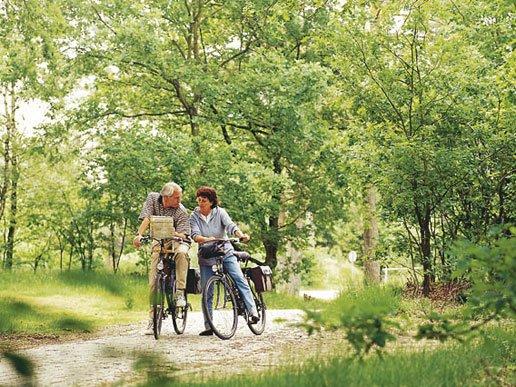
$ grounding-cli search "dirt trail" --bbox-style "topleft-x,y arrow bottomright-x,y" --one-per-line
0,309 -> 338,386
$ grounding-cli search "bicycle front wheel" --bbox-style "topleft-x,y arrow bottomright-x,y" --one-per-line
172,290 -> 188,335
202,276 -> 238,340
152,276 -> 165,340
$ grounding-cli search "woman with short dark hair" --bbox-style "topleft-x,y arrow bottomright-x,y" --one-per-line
190,186 -> 259,336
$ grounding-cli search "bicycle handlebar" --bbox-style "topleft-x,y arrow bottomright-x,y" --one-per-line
140,235 -> 191,245
204,239 -> 266,266
198,237 -> 245,244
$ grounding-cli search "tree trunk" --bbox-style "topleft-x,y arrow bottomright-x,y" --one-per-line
0,85 -> 13,223
419,207 -> 433,296
68,245 -> 73,271
0,126 -> 10,222
263,157 -> 282,269
364,260 -> 381,284
263,219 -> 279,270
109,220 -> 116,272
363,185 -> 380,284
114,218 -> 128,274
5,156 -> 18,270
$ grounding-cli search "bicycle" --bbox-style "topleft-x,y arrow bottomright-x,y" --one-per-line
141,235 -> 191,340
201,239 -> 267,340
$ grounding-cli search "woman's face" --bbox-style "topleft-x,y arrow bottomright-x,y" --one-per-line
196,195 -> 212,212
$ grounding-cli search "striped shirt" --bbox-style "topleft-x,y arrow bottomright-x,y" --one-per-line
138,192 -> 191,235
190,206 -> 240,266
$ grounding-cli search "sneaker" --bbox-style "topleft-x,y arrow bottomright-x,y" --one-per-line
176,292 -> 186,308
142,319 -> 153,335
199,329 -> 214,336
249,310 -> 260,324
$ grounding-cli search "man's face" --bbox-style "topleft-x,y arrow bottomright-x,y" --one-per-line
163,191 -> 182,208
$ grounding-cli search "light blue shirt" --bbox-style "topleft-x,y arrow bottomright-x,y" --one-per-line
190,206 -> 240,265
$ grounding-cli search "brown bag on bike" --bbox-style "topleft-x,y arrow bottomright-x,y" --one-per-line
249,266 -> 273,292
186,268 -> 202,294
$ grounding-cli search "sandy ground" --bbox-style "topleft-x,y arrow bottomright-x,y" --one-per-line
0,309 -> 342,386
299,289 -> 340,301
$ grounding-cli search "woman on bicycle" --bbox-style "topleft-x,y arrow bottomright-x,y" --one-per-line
190,186 -> 259,336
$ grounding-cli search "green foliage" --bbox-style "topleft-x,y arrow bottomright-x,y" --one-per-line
416,226 -> 515,342
301,286 -> 400,357
453,226 -> 516,318
166,328 -> 515,387
416,312 -> 469,343
0,0 -> 513,303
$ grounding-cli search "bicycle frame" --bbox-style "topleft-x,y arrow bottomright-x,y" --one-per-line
211,255 -> 254,319
142,235 -> 191,338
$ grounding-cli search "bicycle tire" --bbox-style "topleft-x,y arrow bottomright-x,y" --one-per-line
172,289 -> 188,334
152,276 -> 165,340
247,282 -> 266,335
202,275 -> 238,340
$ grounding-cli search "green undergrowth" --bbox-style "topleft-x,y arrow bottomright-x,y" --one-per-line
0,271 -> 149,335
141,327 -> 515,387
0,271 -> 320,336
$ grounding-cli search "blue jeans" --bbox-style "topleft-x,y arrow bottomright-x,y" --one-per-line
200,254 -> 257,330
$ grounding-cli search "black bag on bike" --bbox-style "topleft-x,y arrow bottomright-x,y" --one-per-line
186,268 -> 202,294
249,266 -> 273,292
198,240 -> 226,260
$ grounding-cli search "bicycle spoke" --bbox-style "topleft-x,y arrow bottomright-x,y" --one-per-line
203,277 -> 237,339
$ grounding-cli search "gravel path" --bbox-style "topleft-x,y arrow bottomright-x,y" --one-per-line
0,309 -> 332,386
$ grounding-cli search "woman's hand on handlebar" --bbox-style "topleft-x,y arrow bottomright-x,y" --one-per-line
236,232 -> 250,243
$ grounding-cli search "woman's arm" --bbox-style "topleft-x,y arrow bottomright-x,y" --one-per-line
190,213 -> 216,244
220,208 -> 249,242
194,235 -> 217,243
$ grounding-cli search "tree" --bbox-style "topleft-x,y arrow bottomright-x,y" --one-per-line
320,0 -> 514,293
1,0 -> 71,269
62,0 -> 347,271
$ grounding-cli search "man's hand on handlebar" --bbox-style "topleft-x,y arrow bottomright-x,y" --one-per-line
133,234 -> 143,249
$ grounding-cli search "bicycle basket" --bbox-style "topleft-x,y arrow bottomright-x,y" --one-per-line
149,216 -> 175,239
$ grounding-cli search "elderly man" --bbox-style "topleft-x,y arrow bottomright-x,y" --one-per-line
133,182 -> 191,335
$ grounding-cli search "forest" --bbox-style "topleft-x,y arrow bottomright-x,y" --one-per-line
0,1 -> 514,385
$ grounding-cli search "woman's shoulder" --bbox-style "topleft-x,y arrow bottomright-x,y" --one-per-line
214,206 -> 227,215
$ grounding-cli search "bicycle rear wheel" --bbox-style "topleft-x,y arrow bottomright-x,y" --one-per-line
202,276 -> 238,340
247,281 -> 266,335
152,276 -> 165,340
172,289 -> 188,334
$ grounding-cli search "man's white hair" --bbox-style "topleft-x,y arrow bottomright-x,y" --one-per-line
160,182 -> 182,196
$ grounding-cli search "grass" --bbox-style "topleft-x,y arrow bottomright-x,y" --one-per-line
0,270 -> 321,336
140,327 -> 514,387
223,328 -> 513,386
0,271 -> 149,335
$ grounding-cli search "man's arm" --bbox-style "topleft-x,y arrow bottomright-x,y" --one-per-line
133,217 -> 150,248
174,207 -> 191,239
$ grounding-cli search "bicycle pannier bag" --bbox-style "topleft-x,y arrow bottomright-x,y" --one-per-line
249,266 -> 273,292
186,268 -> 202,294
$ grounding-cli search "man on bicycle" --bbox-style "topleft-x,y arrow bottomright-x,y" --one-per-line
133,182 -> 191,335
